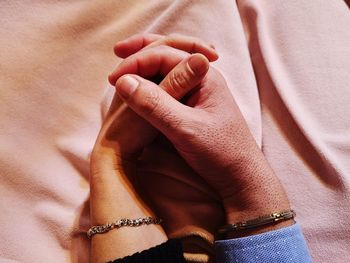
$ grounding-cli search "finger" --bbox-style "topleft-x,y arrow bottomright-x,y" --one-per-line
114,33 -> 218,61
147,34 -> 218,62
106,54 -> 208,152
114,33 -> 163,58
159,53 -> 209,99
103,55 -> 208,160
115,74 -> 193,138
108,45 -> 189,85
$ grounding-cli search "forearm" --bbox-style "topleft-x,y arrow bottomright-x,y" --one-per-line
90,151 -> 167,263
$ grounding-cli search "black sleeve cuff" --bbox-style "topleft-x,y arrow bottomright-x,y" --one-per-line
108,239 -> 186,263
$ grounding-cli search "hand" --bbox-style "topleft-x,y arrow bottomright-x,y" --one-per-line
112,36 -> 291,225
93,34 -> 217,164
91,35 -> 216,221
90,35 -> 221,262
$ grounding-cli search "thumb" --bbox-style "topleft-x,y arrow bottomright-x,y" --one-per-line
159,53 -> 209,99
115,74 -> 191,137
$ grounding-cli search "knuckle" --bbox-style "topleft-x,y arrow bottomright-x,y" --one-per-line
139,89 -> 162,116
135,33 -> 146,39
191,41 -> 199,53
172,116 -> 203,148
193,36 -> 207,46
158,108 -> 183,131
138,32 -> 154,40
167,33 -> 182,40
151,44 -> 171,52
166,34 -> 192,48
168,33 -> 180,38
158,44 -> 170,51
168,69 -> 193,96
184,116 -> 203,137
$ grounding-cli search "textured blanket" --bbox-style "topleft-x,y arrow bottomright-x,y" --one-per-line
1,1 -> 349,262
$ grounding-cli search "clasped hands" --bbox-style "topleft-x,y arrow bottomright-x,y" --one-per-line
89,33 -> 291,261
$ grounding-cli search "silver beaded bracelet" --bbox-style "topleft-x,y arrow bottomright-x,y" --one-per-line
87,217 -> 162,238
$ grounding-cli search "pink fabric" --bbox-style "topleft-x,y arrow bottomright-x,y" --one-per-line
1,0 -> 349,262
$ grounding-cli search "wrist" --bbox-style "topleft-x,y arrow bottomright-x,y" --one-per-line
220,151 -> 292,237
90,149 -> 156,225
223,177 -> 290,220
89,148 -> 167,262
221,174 -> 292,238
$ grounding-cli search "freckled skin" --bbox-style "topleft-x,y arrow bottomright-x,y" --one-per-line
114,54 -> 291,230
123,66 -> 291,224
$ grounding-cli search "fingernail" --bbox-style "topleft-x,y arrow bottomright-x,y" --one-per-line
187,54 -> 209,76
116,76 -> 139,99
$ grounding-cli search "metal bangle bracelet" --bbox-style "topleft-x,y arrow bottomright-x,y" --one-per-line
218,210 -> 296,235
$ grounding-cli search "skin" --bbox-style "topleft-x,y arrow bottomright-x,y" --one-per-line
90,34 -> 292,263
90,36 -> 216,262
